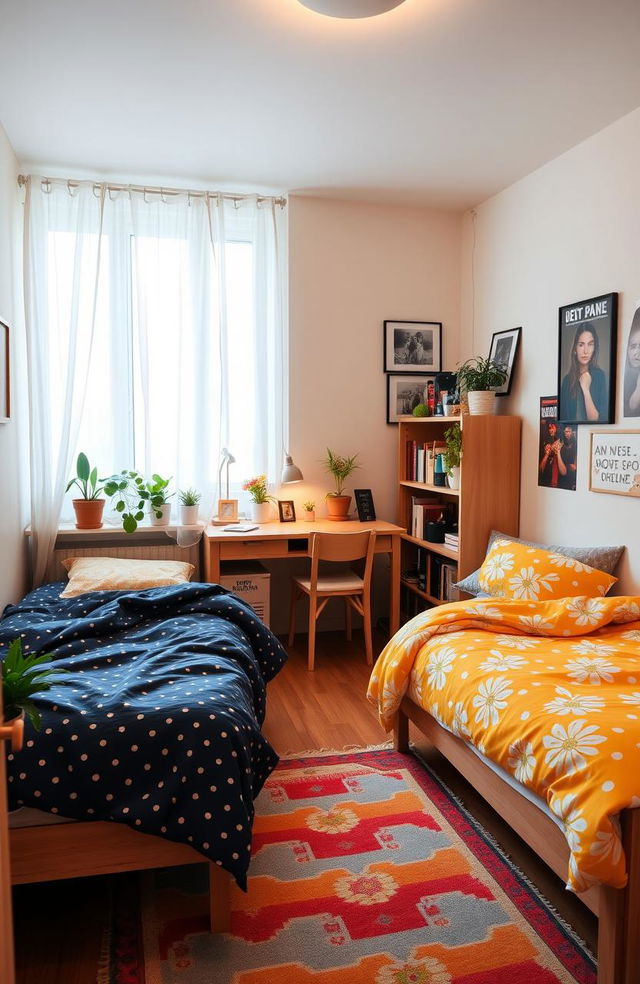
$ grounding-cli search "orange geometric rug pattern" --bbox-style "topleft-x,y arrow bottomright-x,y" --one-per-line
102,749 -> 596,984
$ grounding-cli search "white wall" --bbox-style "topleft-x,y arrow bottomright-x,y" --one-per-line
267,195 -> 462,631
461,106 -> 640,593
0,123 -> 27,610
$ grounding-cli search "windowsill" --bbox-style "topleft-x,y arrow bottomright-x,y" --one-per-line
24,522 -> 194,537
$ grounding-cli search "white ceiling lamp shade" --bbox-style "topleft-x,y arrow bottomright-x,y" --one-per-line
297,0 -> 407,18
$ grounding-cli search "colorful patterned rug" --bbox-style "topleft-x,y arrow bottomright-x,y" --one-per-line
100,748 -> 596,984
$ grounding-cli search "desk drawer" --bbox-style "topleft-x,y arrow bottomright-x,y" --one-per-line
219,540 -> 296,561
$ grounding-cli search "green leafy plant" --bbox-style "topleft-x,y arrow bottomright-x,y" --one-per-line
323,449 -> 359,497
145,474 -> 173,517
303,500 -> 316,511
178,487 -> 201,506
412,403 -> 428,417
2,639 -> 64,730
456,356 -> 508,394
443,423 -> 462,476
242,475 -> 275,504
65,452 -> 104,500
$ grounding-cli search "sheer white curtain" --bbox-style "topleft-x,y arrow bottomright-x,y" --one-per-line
24,176 -> 287,584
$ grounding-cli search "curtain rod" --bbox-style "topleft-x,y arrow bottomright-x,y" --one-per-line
17,174 -> 287,209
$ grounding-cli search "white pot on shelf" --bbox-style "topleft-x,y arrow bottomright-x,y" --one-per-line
447,466 -> 461,490
250,502 -> 273,524
467,390 -> 497,415
180,504 -> 199,526
149,503 -> 172,526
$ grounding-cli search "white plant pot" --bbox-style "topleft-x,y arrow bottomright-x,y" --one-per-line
250,502 -> 273,524
150,503 -> 172,526
447,466 -> 461,490
467,390 -> 497,415
303,510 -> 315,522
180,504 -> 199,526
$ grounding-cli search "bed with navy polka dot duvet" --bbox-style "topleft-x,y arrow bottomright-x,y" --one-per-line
1,581 -> 287,889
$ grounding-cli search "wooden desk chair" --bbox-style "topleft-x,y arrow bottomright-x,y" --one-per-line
288,530 -> 377,671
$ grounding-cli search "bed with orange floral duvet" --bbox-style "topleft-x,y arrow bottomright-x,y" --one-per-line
368,594 -> 640,984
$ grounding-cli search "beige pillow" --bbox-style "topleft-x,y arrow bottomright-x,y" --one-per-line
60,557 -> 195,598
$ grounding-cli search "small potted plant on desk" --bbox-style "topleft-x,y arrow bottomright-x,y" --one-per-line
1,639 -> 63,751
243,475 -> 275,523
443,422 -> 462,489
456,357 -> 508,415
303,500 -> 316,521
178,487 -> 201,526
66,452 -> 105,529
324,448 -> 359,521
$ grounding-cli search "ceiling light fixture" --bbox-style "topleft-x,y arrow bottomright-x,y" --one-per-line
298,0 -> 406,18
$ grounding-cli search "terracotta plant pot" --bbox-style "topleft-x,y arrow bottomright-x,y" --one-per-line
72,498 -> 105,529
325,494 -> 351,521
1,711 -> 24,752
467,390 -> 497,415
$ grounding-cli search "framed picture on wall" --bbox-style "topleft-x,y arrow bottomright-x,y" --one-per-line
488,326 -> 521,396
387,375 -> 434,424
384,320 -> 442,373
557,293 -> 617,424
0,319 -> 9,423
590,430 -> 640,496
623,304 -> 640,418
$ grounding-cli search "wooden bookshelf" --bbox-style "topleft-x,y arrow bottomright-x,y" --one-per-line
398,414 -> 521,617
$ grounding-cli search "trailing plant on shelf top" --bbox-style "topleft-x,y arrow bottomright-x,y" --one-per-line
2,639 -> 65,730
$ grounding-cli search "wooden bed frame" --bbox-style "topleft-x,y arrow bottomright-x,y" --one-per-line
10,817 -> 231,932
393,696 -> 640,984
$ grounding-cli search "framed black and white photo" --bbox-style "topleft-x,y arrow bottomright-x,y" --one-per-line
488,326 -> 521,396
387,375 -> 434,424
384,320 -> 441,374
354,489 -> 376,522
0,319 -> 9,423
623,304 -> 640,418
557,293 -> 617,424
278,499 -> 296,522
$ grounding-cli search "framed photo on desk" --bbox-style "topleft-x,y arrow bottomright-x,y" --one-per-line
278,500 -> 296,522
354,489 -> 376,522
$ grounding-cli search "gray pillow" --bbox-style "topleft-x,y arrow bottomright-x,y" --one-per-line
454,531 -> 624,596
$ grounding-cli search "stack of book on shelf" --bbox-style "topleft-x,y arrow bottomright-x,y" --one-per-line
440,562 -> 459,603
444,531 -> 459,553
405,439 -> 447,484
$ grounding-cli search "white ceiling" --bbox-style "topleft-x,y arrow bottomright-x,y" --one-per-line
1,0 -> 640,208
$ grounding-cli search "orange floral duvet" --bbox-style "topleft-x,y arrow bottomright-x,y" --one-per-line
367,595 -> 640,893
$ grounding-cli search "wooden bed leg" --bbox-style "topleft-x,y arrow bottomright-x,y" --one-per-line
209,863 -> 231,934
393,707 -> 409,753
597,809 -> 640,984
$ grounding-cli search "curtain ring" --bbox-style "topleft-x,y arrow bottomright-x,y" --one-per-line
42,178 -> 52,195
67,180 -> 79,197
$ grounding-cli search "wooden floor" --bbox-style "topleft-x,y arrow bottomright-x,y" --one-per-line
12,629 -> 596,982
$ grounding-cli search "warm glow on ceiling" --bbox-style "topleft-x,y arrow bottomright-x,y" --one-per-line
297,0 -> 407,18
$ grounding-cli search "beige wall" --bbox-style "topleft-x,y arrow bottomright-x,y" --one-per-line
267,195 -> 462,631
460,106 -> 640,593
0,124 -> 27,610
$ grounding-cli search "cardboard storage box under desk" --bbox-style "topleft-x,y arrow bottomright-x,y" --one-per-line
219,562 -> 270,627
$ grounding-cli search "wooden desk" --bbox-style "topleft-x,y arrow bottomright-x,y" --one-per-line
203,519 -> 404,636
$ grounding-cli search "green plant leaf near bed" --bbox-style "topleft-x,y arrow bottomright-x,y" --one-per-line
65,452 -> 104,500
1,639 -> 65,730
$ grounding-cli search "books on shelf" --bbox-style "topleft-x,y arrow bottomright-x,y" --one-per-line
440,561 -> 459,603
410,495 -> 443,538
444,532 -> 459,552
405,439 -> 447,484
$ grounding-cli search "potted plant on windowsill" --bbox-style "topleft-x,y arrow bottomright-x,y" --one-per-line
2,639 -> 64,749
456,357 -> 508,415
243,475 -> 275,523
324,449 -> 359,521
146,474 -> 173,526
443,423 -> 462,489
178,487 -> 201,526
66,452 -> 105,529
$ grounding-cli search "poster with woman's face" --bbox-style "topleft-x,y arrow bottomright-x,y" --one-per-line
623,305 -> 640,417
557,293 -> 617,425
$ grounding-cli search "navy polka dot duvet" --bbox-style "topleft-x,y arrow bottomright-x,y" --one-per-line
1,581 -> 287,888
